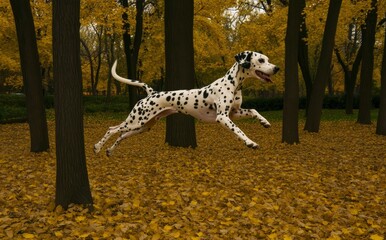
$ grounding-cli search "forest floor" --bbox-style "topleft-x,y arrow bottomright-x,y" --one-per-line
0,111 -> 385,239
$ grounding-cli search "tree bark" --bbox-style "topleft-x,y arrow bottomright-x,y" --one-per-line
164,0 -> 197,148
304,0 -> 342,132
10,0 -> 49,152
282,0 -> 303,144
376,20 -> 386,135
53,0 -> 93,209
357,0 -> 377,124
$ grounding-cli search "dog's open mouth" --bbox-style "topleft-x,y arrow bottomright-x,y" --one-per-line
255,70 -> 273,83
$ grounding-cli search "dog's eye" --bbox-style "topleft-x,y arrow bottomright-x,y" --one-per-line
258,58 -> 265,63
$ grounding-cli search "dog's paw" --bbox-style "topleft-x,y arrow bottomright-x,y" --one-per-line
245,140 -> 260,149
262,121 -> 271,128
94,144 -> 101,154
106,148 -> 112,157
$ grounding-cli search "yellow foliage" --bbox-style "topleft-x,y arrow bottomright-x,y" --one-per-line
1,0 -> 385,94
371,234 -> 385,240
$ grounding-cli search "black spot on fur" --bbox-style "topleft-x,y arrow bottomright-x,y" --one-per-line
166,96 -> 171,101
203,90 -> 209,98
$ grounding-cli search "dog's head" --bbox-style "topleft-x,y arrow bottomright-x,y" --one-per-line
235,51 -> 279,83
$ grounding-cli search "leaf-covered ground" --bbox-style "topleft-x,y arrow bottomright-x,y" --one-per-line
0,115 -> 385,239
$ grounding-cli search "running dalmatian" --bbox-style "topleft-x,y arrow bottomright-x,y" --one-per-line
94,51 -> 279,156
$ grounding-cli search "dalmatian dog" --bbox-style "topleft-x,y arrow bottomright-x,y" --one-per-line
94,51 -> 279,156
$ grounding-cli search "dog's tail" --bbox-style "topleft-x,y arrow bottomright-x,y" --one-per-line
111,60 -> 154,95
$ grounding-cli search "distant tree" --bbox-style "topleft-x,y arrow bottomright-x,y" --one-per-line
376,19 -> 386,135
282,0 -> 303,144
53,0 -> 93,209
297,0 -> 312,114
357,0 -> 377,124
164,0 -> 197,148
80,24 -> 104,96
120,0 -> 144,110
10,0 -> 49,152
304,0 -> 342,132
105,33 -> 117,99
334,46 -> 362,115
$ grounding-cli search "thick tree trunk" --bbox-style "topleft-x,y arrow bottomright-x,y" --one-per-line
304,0 -> 342,132
376,22 -> 386,135
53,0 -> 93,209
10,0 -> 49,153
357,0 -> 377,124
164,0 -> 197,148
282,0 -> 303,144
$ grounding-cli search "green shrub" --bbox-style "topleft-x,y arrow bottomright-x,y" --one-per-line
0,94 -> 381,123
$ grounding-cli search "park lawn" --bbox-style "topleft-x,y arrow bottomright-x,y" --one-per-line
0,112 -> 385,239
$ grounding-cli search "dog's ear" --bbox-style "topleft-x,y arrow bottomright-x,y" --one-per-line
235,51 -> 252,69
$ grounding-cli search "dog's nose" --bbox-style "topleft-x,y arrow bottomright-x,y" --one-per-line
273,66 -> 280,74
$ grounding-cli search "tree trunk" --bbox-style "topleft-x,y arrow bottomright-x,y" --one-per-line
121,0 -> 144,110
304,0 -> 342,132
335,46 -> 362,114
132,0 -> 144,75
53,0 -> 93,210
297,0 -> 312,114
80,38 -> 95,95
10,0 -> 49,152
105,33 -> 115,100
376,21 -> 386,135
94,26 -> 103,96
357,0 -> 377,124
282,0 -> 303,144
164,0 -> 197,148
327,65 -> 334,96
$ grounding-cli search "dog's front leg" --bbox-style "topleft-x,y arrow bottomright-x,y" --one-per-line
216,112 -> 259,149
231,108 -> 271,128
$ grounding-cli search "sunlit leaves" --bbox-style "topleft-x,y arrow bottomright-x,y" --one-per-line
2,0 -> 385,94
0,116 -> 385,238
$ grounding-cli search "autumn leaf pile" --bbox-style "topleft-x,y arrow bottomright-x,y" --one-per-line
0,116 -> 385,239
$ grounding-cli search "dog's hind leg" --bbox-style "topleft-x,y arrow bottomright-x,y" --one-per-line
94,122 -> 127,154
105,119 -> 157,156
106,129 -> 142,156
